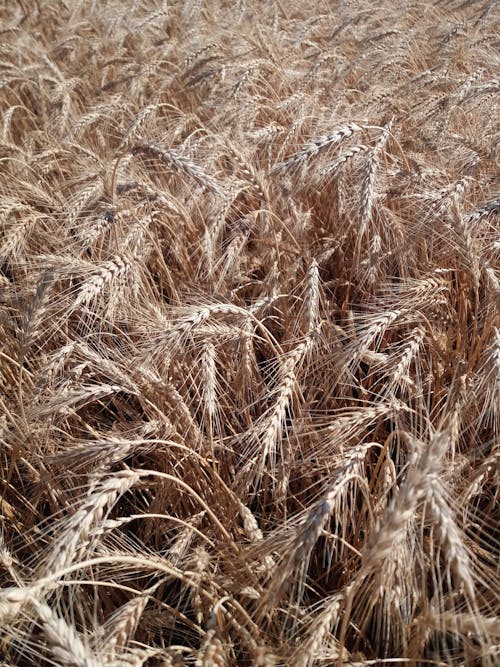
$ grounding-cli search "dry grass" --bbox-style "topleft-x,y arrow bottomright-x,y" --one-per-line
0,1 -> 499,665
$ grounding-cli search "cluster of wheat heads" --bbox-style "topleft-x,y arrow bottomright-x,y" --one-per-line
0,0 -> 498,665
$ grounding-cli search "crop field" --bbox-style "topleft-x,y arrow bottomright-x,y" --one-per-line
0,1 -> 499,665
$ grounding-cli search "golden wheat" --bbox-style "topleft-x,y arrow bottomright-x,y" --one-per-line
0,1 -> 499,666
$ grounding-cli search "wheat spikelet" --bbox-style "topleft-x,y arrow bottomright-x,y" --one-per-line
342,308 -> 406,377
34,382 -> 128,418
102,587 -> 156,662
132,143 -> 223,195
290,594 -> 358,667
356,119 -> 393,262
427,483 -> 475,599
203,182 -> 245,272
34,601 -> 103,667
382,326 -> 425,397
69,95 -> 125,139
196,628 -> 227,667
18,270 -> 53,361
241,336 -> 314,490
305,259 -> 320,335
0,586 -> 34,625
40,470 -> 142,575
70,255 -> 133,312
271,122 -> 366,174
313,144 -> 369,187
371,433 -> 447,548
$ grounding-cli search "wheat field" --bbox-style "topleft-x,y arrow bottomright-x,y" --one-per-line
0,1 -> 499,665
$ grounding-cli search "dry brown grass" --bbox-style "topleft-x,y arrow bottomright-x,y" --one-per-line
0,1 -> 499,665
